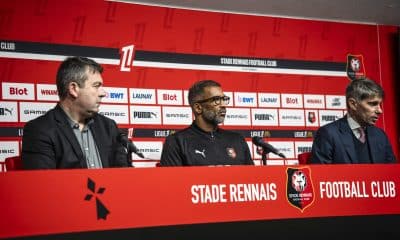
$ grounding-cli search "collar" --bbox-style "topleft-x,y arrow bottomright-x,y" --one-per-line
191,121 -> 219,136
347,114 -> 362,131
60,105 -> 94,130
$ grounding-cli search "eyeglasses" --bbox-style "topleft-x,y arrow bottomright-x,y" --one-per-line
195,95 -> 230,105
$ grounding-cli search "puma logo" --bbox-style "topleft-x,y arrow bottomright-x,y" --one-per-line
195,149 -> 206,158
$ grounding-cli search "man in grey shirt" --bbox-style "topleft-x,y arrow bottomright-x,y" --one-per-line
22,57 -> 129,169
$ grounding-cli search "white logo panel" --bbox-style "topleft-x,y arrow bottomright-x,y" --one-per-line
99,104 -> 129,124
267,141 -> 295,159
19,102 -> 56,122
131,141 -> 163,160
183,90 -> 189,106
305,110 -> 319,127
326,95 -> 346,109
129,88 -> 156,105
258,93 -> 280,108
251,108 -> 278,126
157,89 -> 183,105
224,108 -> 251,126
36,84 -> 59,101
0,141 -> 19,162
130,105 -> 161,124
281,94 -> 303,108
103,87 -> 128,103
0,101 -> 18,122
162,106 -> 192,125
319,110 -> 344,126
234,92 -> 257,107
2,82 -> 35,100
279,109 -> 305,126
304,94 -> 325,109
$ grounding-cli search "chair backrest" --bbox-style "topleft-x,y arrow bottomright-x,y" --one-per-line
298,152 -> 312,164
0,161 -> 6,172
5,156 -> 23,171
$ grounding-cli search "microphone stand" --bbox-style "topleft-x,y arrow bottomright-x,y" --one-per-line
261,148 -> 268,166
122,141 -> 133,167
257,146 -> 270,166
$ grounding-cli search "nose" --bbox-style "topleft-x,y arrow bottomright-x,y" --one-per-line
376,104 -> 383,114
99,87 -> 106,98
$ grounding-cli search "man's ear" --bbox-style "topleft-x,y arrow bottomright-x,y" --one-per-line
68,82 -> 80,98
348,97 -> 358,111
192,103 -> 203,115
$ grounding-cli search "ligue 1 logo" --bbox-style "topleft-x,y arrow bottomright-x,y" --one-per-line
286,167 -> 315,212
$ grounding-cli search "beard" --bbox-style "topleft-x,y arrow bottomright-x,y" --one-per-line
202,108 -> 225,126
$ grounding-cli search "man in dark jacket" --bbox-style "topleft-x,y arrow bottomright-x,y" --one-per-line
22,57 -> 129,169
160,80 -> 254,166
311,78 -> 396,164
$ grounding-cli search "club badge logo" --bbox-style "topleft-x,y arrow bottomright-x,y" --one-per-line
346,54 -> 366,81
308,111 -> 316,123
226,147 -> 237,159
286,167 -> 315,212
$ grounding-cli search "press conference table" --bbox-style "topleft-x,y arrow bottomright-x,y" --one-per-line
1,164 -> 399,239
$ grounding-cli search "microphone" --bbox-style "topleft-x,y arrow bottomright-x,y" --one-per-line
118,132 -> 145,159
252,136 -> 286,158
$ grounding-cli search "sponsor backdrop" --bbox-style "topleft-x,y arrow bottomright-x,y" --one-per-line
0,0 -> 398,168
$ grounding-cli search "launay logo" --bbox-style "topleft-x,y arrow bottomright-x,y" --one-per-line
84,178 -> 110,220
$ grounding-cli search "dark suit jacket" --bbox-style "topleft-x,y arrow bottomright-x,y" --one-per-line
311,116 -> 396,164
22,104 -> 129,169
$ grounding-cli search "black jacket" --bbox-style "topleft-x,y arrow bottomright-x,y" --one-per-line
160,123 -> 253,166
311,116 -> 396,164
22,104 -> 129,169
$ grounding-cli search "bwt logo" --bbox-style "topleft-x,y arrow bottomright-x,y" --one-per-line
106,92 -> 124,99
286,97 -> 298,104
0,108 -> 13,116
134,111 -> 157,118
9,87 -> 29,95
238,97 -> 254,103
163,94 -> 177,101
254,114 -> 274,120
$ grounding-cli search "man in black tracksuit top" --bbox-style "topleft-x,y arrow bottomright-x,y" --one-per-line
160,80 -> 254,166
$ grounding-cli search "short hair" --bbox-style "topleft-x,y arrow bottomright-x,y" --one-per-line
188,80 -> 221,106
346,78 -> 384,106
56,56 -> 103,99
